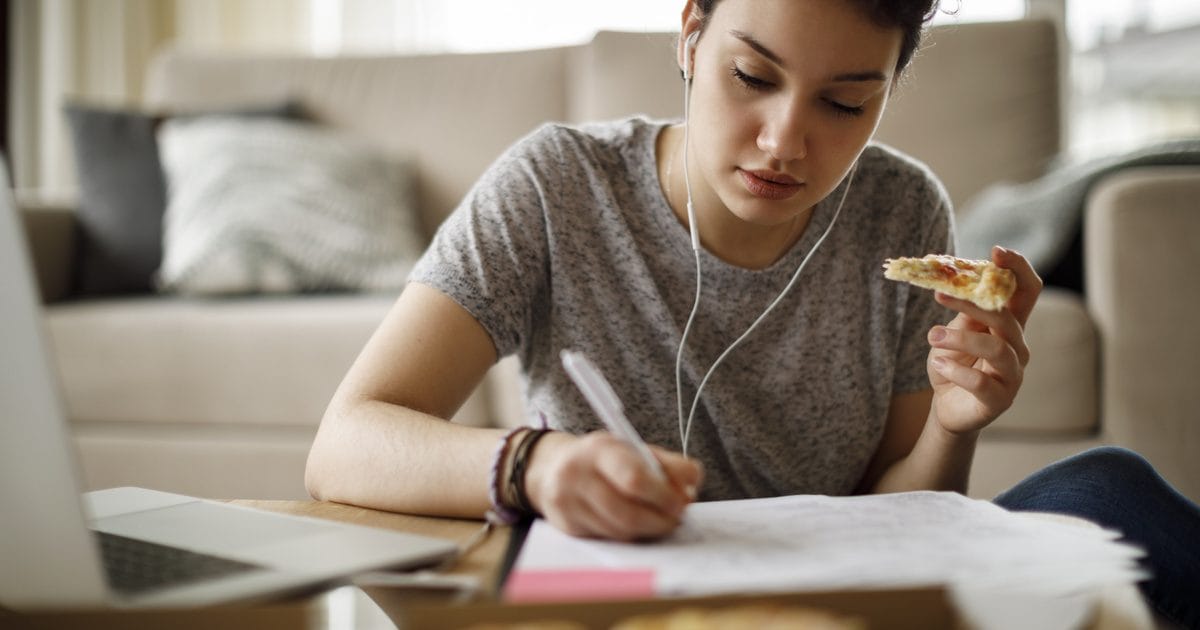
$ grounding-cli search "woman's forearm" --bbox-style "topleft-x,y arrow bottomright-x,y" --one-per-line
869,410 -> 979,495
305,397 -> 507,518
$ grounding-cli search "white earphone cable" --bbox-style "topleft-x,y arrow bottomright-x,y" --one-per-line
675,39 -> 705,452
671,30 -> 858,457
675,253 -> 703,454
678,165 -> 858,456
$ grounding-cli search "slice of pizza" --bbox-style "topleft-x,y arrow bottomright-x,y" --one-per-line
882,254 -> 1016,311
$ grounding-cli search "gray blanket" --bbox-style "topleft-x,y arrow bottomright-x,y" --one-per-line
956,138 -> 1200,272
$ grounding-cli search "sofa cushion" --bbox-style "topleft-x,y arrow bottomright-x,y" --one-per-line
74,424 -> 317,500
970,435 -> 1107,500
143,47 -> 570,235
567,31 -> 680,123
984,288 -> 1097,436
45,295 -> 393,426
45,294 -> 496,429
156,117 -> 423,295
63,101 -> 306,297
63,103 -> 166,296
874,20 -> 1060,211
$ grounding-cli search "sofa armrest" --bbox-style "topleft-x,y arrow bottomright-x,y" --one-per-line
987,288 -> 1096,436
15,195 -> 77,303
1084,165 -> 1200,498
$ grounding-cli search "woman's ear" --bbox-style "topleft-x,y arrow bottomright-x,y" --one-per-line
678,1 -> 703,78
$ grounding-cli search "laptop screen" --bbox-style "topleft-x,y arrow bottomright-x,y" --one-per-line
0,164 -> 112,608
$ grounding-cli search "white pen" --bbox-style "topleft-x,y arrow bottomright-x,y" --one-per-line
560,349 -> 667,480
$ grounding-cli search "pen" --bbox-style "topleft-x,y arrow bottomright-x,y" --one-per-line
560,349 -> 667,480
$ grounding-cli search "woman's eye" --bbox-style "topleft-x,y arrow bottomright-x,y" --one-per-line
730,65 -> 772,91
826,99 -> 865,118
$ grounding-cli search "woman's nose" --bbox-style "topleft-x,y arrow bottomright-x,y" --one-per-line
756,99 -> 808,163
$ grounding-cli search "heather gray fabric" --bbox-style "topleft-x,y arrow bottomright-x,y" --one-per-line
417,117 -> 955,500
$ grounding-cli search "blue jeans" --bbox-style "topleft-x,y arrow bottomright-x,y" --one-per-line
994,447 -> 1200,629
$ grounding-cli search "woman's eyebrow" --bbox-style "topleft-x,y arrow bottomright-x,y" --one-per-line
729,30 -> 888,83
831,71 -> 888,83
729,30 -> 785,68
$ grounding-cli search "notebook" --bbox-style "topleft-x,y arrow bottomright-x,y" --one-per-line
0,163 -> 458,610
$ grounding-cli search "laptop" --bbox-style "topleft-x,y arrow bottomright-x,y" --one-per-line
0,163 -> 458,610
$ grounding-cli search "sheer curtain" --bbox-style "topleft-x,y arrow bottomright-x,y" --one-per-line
310,0 -> 676,55
11,0 -> 164,192
8,0 -> 310,193
9,0 -> 672,193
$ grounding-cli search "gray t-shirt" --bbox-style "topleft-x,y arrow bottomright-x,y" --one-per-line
410,117 -> 954,501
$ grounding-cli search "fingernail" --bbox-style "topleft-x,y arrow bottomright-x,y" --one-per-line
932,356 -> 948,370
929,327 -> 946,342
684,484 -> 698,501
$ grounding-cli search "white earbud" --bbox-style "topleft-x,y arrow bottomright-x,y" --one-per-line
681,30 -> 700,252
683,31 -> 699,80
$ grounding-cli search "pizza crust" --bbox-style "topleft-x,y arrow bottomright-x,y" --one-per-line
611,604 -> 865,630
883,254 -> 1016,311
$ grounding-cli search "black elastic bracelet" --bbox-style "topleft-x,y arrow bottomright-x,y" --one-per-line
509,428 -> 552,515
487,427 -> 527,525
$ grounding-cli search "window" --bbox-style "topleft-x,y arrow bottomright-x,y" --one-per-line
1067,0 -> 1200,51
1066,0 -> 1200,156
308,0 -> 1027,56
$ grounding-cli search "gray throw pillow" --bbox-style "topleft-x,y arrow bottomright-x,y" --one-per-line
63,101 -> 306,297
64,104 -> 165,296
156,117 -> 424,295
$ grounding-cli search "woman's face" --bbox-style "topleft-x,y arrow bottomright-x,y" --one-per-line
682,0 -> 903,229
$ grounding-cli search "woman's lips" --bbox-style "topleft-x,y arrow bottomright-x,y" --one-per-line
738,169 -> 804,200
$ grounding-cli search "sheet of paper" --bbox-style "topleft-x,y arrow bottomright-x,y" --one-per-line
510,491 -> 1145,600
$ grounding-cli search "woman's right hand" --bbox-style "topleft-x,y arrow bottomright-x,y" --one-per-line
524,431 -> 703,541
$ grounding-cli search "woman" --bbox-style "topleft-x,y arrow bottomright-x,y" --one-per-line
306,1 -> 1198,626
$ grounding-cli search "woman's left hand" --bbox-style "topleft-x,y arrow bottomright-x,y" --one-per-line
927,246 -> 1043,435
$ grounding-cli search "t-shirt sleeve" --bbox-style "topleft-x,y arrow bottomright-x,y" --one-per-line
408,127 -> 557,358
892,183 -> 957,394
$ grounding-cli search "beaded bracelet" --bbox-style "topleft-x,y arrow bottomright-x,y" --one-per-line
486,427 -> 527,525
508,428 -> 552,515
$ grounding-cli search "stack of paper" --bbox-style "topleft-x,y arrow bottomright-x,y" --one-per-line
509,491 -> 1145,601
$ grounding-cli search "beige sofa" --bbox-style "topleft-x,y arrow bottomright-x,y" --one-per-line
19,21 -> 1200,503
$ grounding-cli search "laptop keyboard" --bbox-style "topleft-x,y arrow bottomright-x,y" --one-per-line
95,530 -> 263,596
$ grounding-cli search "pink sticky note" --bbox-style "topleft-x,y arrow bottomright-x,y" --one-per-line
504,568 -> 656,603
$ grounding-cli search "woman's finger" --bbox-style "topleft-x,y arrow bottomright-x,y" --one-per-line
935,292 -> 1030,366
548,487 -> 625,540
592,435 -> 689,517
992,246 -> 1043,328
651,445 -> 703,501
930,356 -> 1011,410
529,431 -> 691,540
928,325 -> 1021,381
582,477 -> 681,541
540,451 -> 675,540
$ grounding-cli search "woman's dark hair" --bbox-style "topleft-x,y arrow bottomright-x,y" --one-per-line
692,0 -> 943,75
